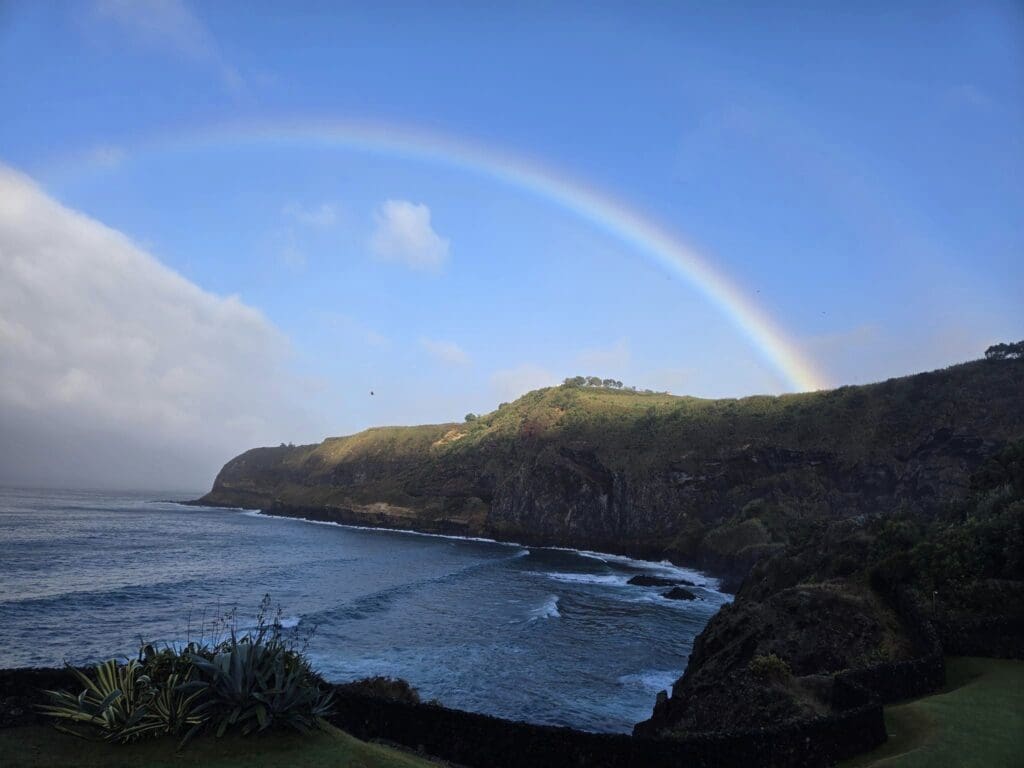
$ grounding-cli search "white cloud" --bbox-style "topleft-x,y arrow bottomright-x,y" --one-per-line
420,337 -> 470,366
575,338 -> 631,373
0,164 -> 314,490
283,202 -> 339,230
91,0 -> 246,95
370,200 -> 450,271
490,364 -> 558,402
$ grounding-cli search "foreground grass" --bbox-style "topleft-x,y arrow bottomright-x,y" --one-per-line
0,723 -> 439,768
843,657 -> 1024,768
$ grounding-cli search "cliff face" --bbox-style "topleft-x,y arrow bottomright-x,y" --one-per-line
201,359 -> 1024,585
637,437 -> 1024,735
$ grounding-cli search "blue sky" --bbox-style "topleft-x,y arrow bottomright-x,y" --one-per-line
0,1 -> 1022,488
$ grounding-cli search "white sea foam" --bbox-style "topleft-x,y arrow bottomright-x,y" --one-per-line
529,595 -> 561,620
278,616 -> 301,629
617,669 -> 680,693
577,551 -> 716,588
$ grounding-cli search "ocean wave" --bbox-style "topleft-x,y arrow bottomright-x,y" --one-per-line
158,501 -> 263,513
529,595 -> 561,620
529,571 -> 631,587
613,591 -> 734,614
238,509 -> 723,593
278,616 -> 301,629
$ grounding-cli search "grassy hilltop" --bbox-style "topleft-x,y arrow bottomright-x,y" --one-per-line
201,356 -> 1024,585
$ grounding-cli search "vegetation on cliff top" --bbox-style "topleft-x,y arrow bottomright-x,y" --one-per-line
212,355 -> 1024,477
283,351 -> 1011,442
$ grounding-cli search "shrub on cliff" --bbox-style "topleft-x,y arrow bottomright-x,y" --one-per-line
870,441 -> 1024,598
747,653 -> 792,682
335,676 -> 421,704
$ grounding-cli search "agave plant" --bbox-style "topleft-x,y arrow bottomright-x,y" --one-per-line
39,659 -> 155,743
186,632 -> 333,737
40,659 -> 209,744
138,641 -> 213,686
250,661 -> 335,734
40,598 -> 329,745
146,673 -> 206,742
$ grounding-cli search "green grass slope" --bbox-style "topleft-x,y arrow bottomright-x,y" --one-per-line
0,724 -> 439,768
842,657 -> 1024,768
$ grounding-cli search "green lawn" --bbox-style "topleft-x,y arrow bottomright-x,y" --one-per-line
843,657 -> 1024,768
0,723 -> 440,768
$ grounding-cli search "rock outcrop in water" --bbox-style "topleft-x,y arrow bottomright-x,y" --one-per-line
198,356 -> 1024,734
661,587 -> 698,601
627,575 -> 692,588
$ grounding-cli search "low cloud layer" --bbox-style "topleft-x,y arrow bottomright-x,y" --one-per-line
0,165 -> 314,491
370,200 -> 450,271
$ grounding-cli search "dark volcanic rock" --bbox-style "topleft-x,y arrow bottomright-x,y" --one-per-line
662,587 -> 698,601
640,583 -> 895,733
628,575 -> 694,588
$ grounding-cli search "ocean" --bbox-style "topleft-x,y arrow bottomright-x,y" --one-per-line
0,486 -> 730,733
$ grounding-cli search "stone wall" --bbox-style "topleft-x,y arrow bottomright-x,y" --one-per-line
327,691 -> 885,768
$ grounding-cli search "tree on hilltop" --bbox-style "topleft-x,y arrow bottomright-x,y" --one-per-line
985,341 -> 1024,360
563,376 -> 626,389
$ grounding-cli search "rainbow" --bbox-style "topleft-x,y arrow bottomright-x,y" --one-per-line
64,118 -> 829,392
